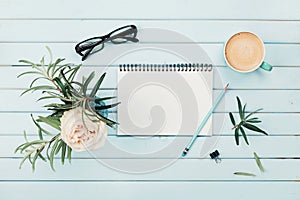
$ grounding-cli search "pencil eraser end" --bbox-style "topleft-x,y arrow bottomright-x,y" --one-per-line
181,152 -> 187,157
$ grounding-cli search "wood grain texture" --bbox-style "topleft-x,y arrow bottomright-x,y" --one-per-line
1,89 -> 299,112
1,113 -> 299,136
0,0 -> 300,199
2,135 -> 299,158
2,66 -> 300,89
0,20 -> 299,43
0,159 -> 299,180
0,0 -> 299,20
0,43 -> 299,66
1,182 -> 299,200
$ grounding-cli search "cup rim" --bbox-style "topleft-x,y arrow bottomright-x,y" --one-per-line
223,31 -> 266,73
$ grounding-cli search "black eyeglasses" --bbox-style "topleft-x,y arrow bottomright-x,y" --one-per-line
75,25 -> 139,61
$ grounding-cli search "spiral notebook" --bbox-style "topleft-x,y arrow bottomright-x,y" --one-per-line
117,63 -> 213,136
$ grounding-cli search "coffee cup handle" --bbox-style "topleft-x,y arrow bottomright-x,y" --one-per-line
260,61 -> 273,71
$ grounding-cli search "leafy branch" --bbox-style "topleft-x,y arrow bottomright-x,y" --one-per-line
15,131 -> 72,171
229,96 -> 268,145
15,47 -> 118,171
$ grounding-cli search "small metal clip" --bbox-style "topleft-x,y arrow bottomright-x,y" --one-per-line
210,150 -> 222,163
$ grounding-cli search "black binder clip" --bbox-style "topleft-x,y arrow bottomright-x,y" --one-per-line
210,150 -> 221,164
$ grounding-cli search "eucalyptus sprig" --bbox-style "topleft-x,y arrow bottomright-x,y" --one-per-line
15,47 -> 118,171
229,96 -> 268,145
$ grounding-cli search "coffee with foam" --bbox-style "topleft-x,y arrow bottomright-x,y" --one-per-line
225,32 -> 264,72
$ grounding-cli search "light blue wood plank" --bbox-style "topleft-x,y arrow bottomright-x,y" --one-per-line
3,66 -> 300,90
0,90 -> 115,112
2,135 -> 299,158
0,20 -> 299,43
0,43 -> 299,66
214,90 -> 300,113
0,182 -> 299,200
0,66 -> 117,89
215,113 -> 300,136
0,113 -> 298,136
0,0 -> 299,20
0,159 -> 299,180
0,0 -> 298,199
2,90 -> 300,112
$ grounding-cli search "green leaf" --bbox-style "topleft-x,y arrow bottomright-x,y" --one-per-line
60,64 -> 81,83
40,56 -> 45,68
240,126 -> 249,145
234,128 -> 239,145
15,144 -> 26,153
38,153 -> 47,162
29,76 -> 48,88
71,81 -> 84,88
18,140 -> 46,153
17,71 -> 44,78
40,91 -> 73,103
246,119 -> 262,123
245,108 -> 263,119
234,172 -> 256,177
242,104 -> 247,117
254,152 -> 265,172
247,117 -> 259,121
229,112 -> 236,126
21,85 -> 56,96
51,59 -> 67,76
82,72 -> 95,95
53,77 -> 67,97
37,116 -> 61,130
37,95 -> 59,101
47,134 -> 61,159
61,142 -> 67,165
38,127 -> 43,140
19,60 -> 40,70
53,63 -> 70,77
55,139 -> 63,155
46,45 -> 53,58
90,73 -> 106,97
32,146 -> 45,172
243,123 -> 268,135
94,96 -> 116,103
44,103 -> 74,109
46,105 -> 75,111
59,68 -> 74,89
67,64 -> 81,82
86,103 -> 117,126
23,130 -> 29,142
19,151 -> 32,169
42,91 -> 63,98
31,114 -> 53,136
50,138 -> 60,171
67,146 -> 72,163
236,96 -> 243,119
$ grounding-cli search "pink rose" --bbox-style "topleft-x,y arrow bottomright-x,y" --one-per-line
60,107 -> 107,152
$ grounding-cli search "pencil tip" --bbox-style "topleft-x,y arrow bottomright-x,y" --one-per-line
225,83 -> 229,90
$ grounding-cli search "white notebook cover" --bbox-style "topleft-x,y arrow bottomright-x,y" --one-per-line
117,64 -> 212,136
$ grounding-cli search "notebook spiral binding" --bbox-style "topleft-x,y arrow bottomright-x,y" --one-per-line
119,63 -> 213,72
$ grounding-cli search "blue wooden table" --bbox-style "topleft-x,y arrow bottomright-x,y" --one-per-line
0,0 -> 299,199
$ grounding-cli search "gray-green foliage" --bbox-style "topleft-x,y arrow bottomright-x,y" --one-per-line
233,152 -> 265,177
15,47 -> 118,171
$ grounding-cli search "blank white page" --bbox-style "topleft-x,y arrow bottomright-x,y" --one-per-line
117,64 -> 212,136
